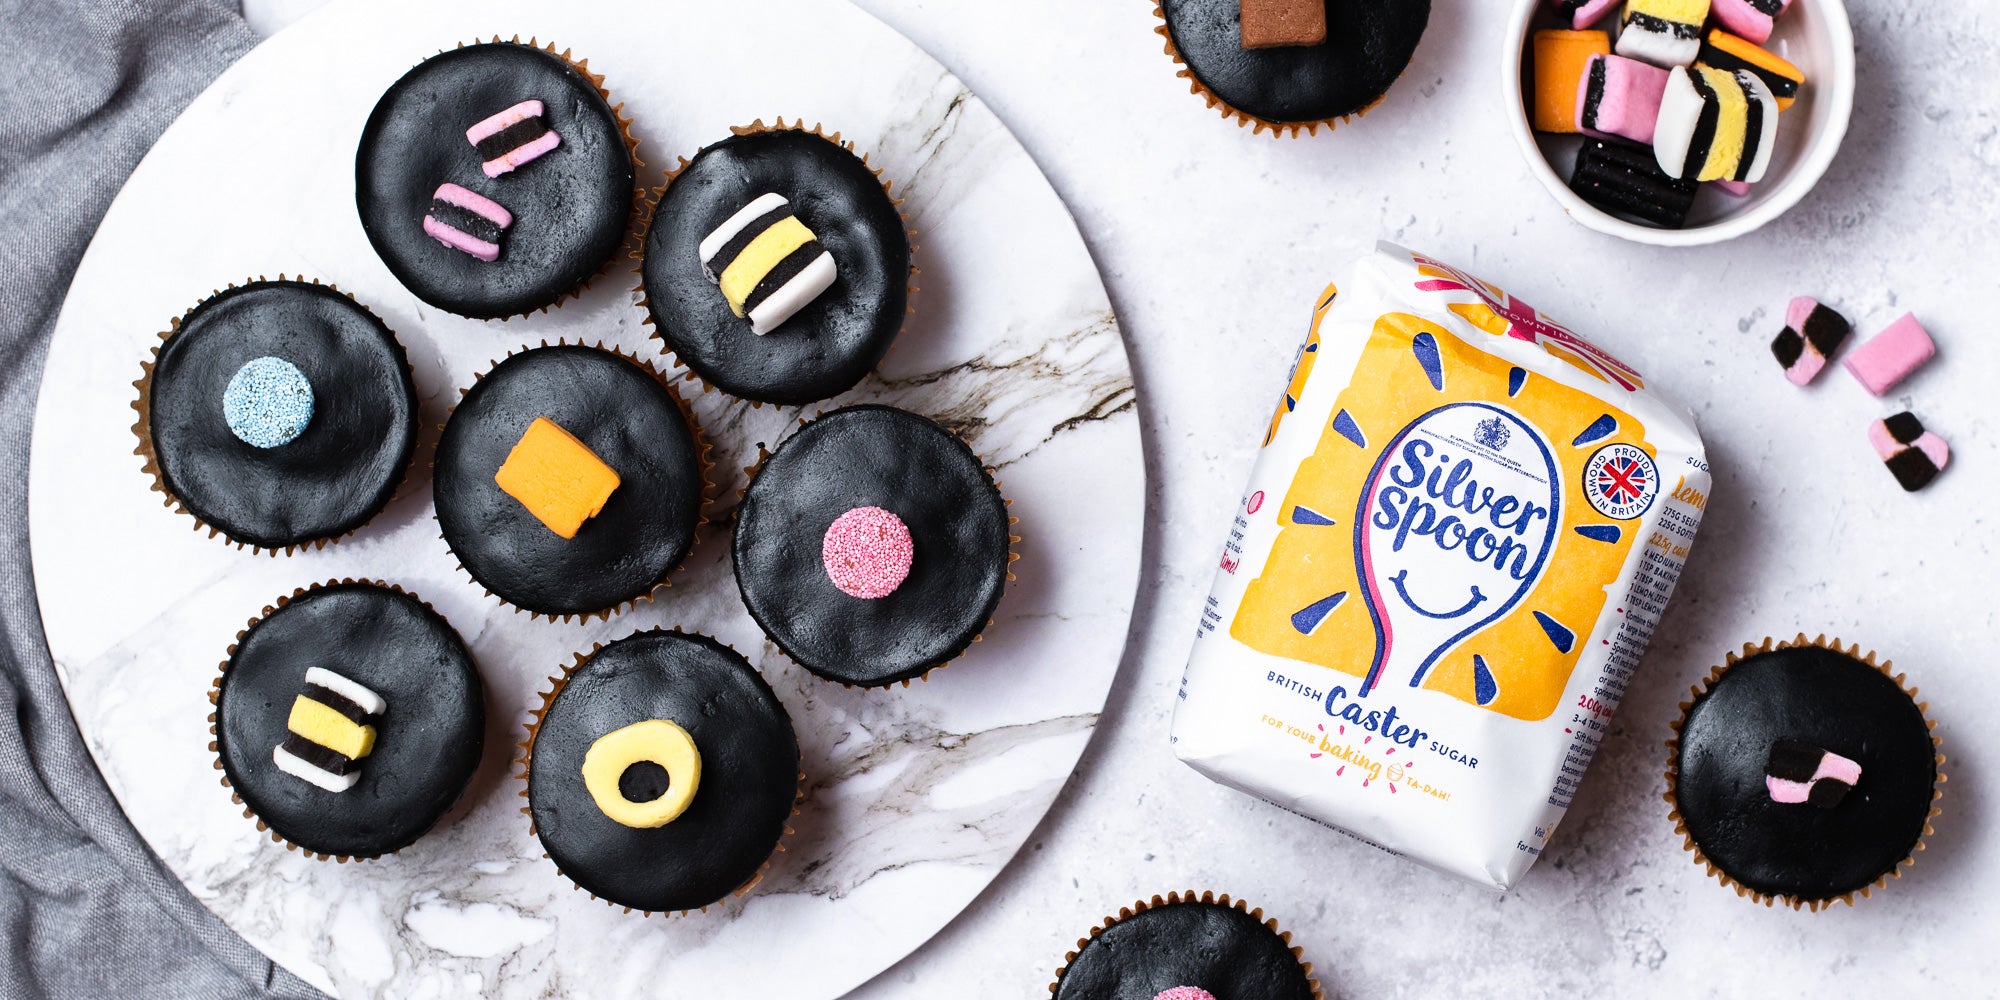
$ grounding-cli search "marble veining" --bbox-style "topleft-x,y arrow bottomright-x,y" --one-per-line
27,1 -> 1139,997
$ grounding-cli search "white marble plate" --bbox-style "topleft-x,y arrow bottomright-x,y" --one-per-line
26,0 -> 1140,995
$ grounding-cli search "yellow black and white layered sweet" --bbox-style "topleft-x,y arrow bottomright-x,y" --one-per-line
1653,65 -> 1777,183
273,667 -> 385,793
698,193 -> 838,336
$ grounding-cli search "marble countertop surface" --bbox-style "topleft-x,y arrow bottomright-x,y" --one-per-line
221,0 -> 2000,996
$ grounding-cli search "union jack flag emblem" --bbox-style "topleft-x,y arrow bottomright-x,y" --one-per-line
1595,454 -> 1649,505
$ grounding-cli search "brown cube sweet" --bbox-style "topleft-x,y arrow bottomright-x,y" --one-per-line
1240,0 -> 1327,49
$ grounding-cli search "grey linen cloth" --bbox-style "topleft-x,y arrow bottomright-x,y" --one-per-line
1,2 -> 320,997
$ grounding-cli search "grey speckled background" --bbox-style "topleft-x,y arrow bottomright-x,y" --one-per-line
227,0 -> 2000,995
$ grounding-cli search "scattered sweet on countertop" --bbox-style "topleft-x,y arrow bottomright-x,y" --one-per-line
1616,0 -> 1711,68
1552,0 -> 1621,30
493,416 -> 622,540
1654,65 -> 1777,182
423,182 -> 512,262
467,98 -> 560,178
1770,297 -> 1850,386
1668,635 -> 1942,910
1844,312 -> 1936,395
1711,0 -> 1793,46
1570,136 -> 1700,228
697,191 -> 839,336
1868,412 -> 1949,492
1698,27 -> 1803,110
1766,739 -> 1862,807
1576,52 -> 1670,144
221,356 -> 315,449
1533,29 -> 1612,133
1239,0 -> 1326,49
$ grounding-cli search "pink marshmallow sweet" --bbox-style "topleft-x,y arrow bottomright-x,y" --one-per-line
1554,0 -> 1620,29
1153,990 -> 1219,1000
1844,312 -> 1936,395
1711,0 -> 1793,45
822,506 -> 915,599
1574,54 -> 1669,146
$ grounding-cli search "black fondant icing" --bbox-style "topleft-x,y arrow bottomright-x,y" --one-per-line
1054,899 -> 1316,1000
147,281 -> 416,549
734,405 -> 1009,687
528,631 -> 799,912
215,582 -> 483,859
641,129 -> 909,404
434,345 -> 702,617
356,42 -> 634,318
1160,0 -> 1431,125
1675,643 -> 1937,902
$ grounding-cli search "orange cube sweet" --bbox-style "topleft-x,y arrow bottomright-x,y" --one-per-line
494,417 -> 621,539
1532,29 -> 1612,133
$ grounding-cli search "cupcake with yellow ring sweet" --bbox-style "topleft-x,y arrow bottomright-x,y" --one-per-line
521,630 -> 801,914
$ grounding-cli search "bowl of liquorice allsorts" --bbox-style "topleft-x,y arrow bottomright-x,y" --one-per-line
1502,0 -> 1854,245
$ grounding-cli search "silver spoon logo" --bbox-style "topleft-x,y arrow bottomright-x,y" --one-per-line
1353,402 -> 1560,696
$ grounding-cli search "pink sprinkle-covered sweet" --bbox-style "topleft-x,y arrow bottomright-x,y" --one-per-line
1153,989 -> 1219,1000
1712,179 -> 1752,197
822,506 -> 915,599
1844,312 -> 1936,396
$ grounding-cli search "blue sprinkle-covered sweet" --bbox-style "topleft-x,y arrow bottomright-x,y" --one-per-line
222,356 -> 314,449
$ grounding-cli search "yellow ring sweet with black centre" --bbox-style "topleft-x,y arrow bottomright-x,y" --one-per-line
580,719 -> 701,828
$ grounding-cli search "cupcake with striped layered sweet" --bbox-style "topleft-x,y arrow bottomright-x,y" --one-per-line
356,38 -> 641,319
640,120 -> 914,405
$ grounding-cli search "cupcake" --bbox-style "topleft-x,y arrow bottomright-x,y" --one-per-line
355,38 -> 639,319
134,278 -> 418,552
640,120 -> 913,405
523,630 -> 801,913
210,580 -> 484,860
433,343 -> 707,620
1154,0 -> 1432,136
1051,890 -> 1321,999
733,405 -> 1014,688
1666,634 -> 1945,910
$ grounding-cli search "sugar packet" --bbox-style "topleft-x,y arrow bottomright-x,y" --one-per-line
1173,244 -> 1709,888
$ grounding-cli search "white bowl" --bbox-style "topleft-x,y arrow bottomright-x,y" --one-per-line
1502,0 -> 1855,246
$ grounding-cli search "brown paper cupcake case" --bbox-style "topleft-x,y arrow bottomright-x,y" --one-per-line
632,117 -> 919,405
1664,633 -> 1946,911
433,338 -> 715,624
132,275 -> 420,556
516,633 -> 804,916
1049,889 -> 1324,999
